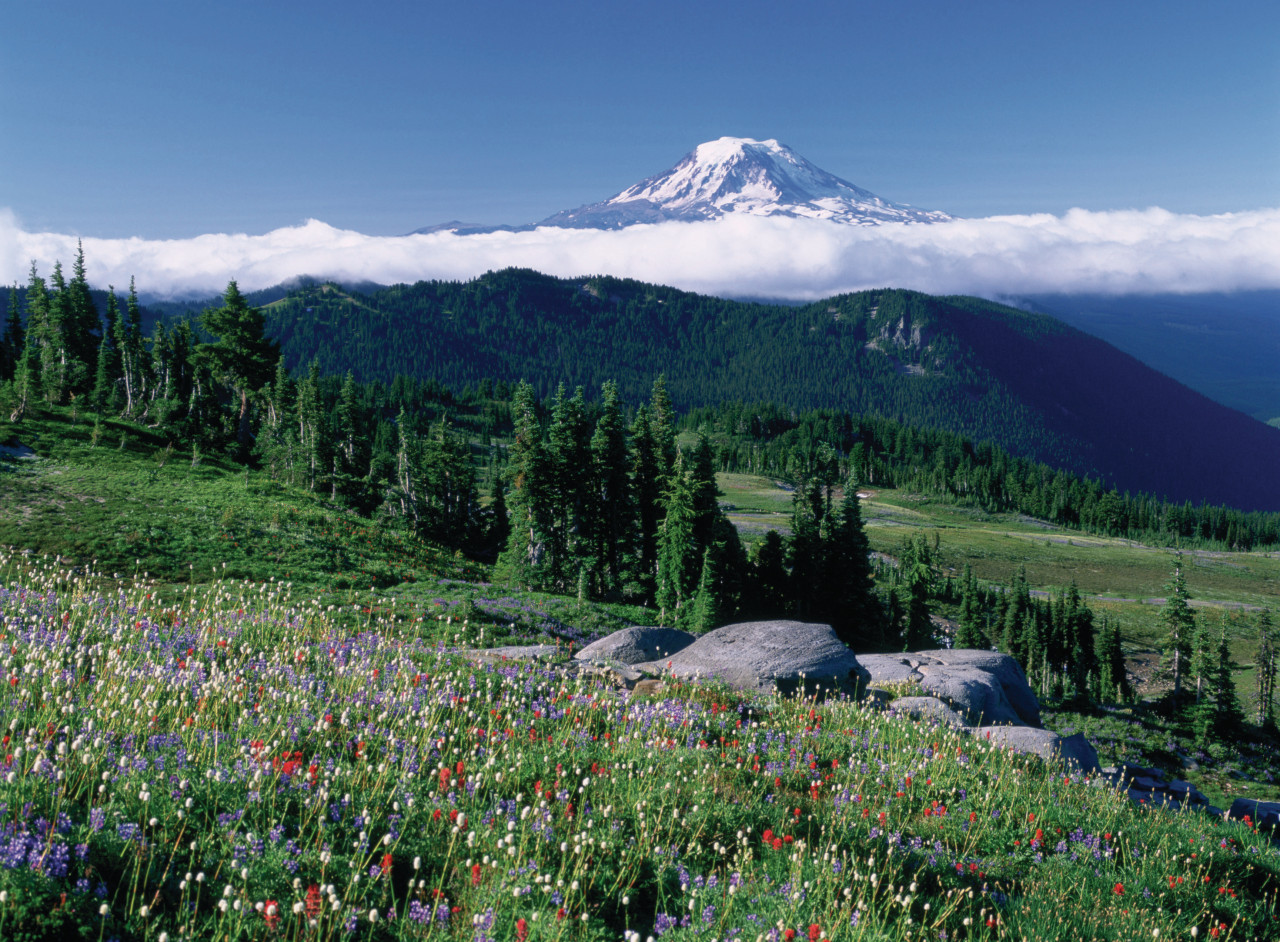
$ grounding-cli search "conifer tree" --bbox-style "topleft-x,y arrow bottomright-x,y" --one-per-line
648,374 -> 678,487
898,534 -> 934,651
589,380 -> 634,598
198,280 -> 280,454
822,481 -> 882,649
1212,613 -> 1245,737
1159,555 -> 1195,706
689,547 -> 724,634
1097,615 -> 1131,703
91,287 -> 123,413
66,241 -> 101,389
116,278 -> 146,416
955,564 -> 986,648
1254,609 -> 1277,731
749,530 -> 789,618
629,404 -> 662,596
0,285 -> 22,383
498,381 -> 552,590
655,454 -> 699,627
787,479 -> 825,620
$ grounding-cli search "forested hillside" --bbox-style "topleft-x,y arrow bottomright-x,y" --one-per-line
255,269 -> 1280,511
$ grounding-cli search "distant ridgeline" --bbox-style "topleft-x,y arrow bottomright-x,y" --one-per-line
256,269 -> 1280,513
2,257 -> 1280,564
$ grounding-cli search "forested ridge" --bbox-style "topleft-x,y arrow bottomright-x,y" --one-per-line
249,268 -> 1280,512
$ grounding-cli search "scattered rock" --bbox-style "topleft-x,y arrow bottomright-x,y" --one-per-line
886,696 -> 968,728
974,726 -> 1100,773
465,644 -> 563,664
630,679 -> 665,699
858,649 -> 1040,727
573,626 -> 696,665
633,620 -> 863,698
1228,798 -> 1280,830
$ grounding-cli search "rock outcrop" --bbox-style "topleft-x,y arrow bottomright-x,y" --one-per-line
632,620 -> 864,697
858,649 -> 1041,727
573,626 -> 695,665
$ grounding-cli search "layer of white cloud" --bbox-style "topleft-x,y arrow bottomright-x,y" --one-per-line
2,206 -> 1278,301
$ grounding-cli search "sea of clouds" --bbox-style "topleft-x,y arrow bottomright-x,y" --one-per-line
2,206 -> 1278,301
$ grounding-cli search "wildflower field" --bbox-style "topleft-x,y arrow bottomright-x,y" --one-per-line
0,556 -> 1277,941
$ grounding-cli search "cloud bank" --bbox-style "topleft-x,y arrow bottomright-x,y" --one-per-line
2,206 -> 1278,301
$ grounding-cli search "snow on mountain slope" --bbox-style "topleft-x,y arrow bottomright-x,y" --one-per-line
536,137 -> 953,229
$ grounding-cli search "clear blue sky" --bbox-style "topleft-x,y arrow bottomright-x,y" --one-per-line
4,0 -> 1278,238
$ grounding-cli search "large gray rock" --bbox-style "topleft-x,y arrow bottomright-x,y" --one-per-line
633,620 -> 863,697
973,726 -> 1100,773
857,650 -> 1040,727
573,626 -> 696,665
1228,798 -> 1280,830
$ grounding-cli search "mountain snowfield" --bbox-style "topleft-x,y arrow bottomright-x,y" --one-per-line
537,136 -> 953,228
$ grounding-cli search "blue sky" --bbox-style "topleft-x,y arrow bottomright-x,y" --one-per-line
4,0 -> 1278,239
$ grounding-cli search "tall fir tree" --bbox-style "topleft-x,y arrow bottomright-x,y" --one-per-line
821,480 -> 883,650
91,287 -> 123,413
898,534 -> 934,651
1212,613 -> 1245,739
1254,609 -> 1277,731
65,241 -> 101,390
0,285 -> 22,383
955,564 -> 987,649
589,380 -> 635,599
655,454 -> 699,628
1097,615 -> 1131,703
198,280 -> 280,454
628,404 -> 662,598
116,278 -> 146,416
498,381 -> 552,591
1159,555 -> 1195,706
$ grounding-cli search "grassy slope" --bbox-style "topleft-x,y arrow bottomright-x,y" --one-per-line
4,410 -> 1279,808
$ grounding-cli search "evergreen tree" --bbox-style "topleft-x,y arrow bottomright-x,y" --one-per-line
0,285 -> 22,383
589,380 -> 635,598
65,241 -> 101,390
332,371 -> 366,503
486,474 -> 512,563
955,564 -> 986,648
91,287 -> 123,413
1254,609 -> 1277,731
748,530 -> 790,618
1212,613 -> 1245,738
9,266 -> 47,420
117,278 -> 146,416
822,481 -> 882,649
629,404 -> 662,597
1002,565 -> 1033,668
498,381 -> 552,590
689,547 -> 725,634
648,374 -> 678,487
1097,616 -> 1131,703
296,360 -> 326,491
787,479 -> 825,620
898,534 -> 934,651
198,280 -> 280,453
655,455 -> 699,627
1159,555 -> 1195,706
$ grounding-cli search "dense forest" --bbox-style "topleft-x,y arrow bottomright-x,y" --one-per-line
236,269 -> 1280,512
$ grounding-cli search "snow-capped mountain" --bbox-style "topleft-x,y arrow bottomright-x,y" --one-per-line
411,137 -> 951,234
540,137 -> 952,229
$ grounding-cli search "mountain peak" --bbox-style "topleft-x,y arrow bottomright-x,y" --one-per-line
538,137 -> 953,229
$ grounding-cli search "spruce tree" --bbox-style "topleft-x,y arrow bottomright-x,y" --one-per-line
1159,555 -> 1195,706
749,530 -> 789,618
498,381 -> 552,590
955,564 -> 986,649
1097,616 -> 1131,703
822,481 -> 882,650
117,278 -> 146,416
66,241 -> 101,391
655,455 -> 699,628
648,374 -> 677,487
589,380 -> 635,598
0,285 -> 22,383
1254,609 -> 1277,731
898,534 -> 934,651
1212,613 -> 1245,738
629,405 -> 661,597
198,280 -> 280,454
91,287 -> 123,413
